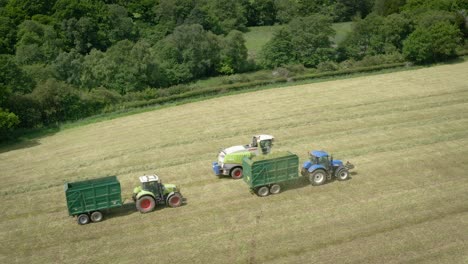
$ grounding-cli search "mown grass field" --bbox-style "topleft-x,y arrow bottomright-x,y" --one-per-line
245,22 -> 353,58
1,61 -> 468,263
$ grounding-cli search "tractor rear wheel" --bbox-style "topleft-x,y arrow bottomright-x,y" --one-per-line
90,211 -> 103,222
269,184 -> 281,194
136,196 -> 156,213
336,168 -> 350,181
257,186 -> 270,197
77,214 -> 90,225
167,193 -> 183,208
230,167 -> 243,179
310,170 -> 327,186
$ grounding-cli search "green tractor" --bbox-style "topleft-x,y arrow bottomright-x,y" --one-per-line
132,175 -> 184,213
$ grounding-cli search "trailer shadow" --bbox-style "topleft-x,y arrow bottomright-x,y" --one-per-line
106,202 -> 138,219
281,176 -> 311,192
281,171 -> 359,192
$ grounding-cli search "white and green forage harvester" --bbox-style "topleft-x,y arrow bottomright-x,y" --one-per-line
212,135 -> 274,179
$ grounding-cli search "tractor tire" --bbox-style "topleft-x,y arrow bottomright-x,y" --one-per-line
167,192 -> 183,208
309,170 -> 327,186
77,214 -> 90,225
336,168 -> 350,181
136,196 -> 156,213
230,167 -> 243,179
90,211 -> 103,222
269,184 -> 281,194
257,186 -> 270,197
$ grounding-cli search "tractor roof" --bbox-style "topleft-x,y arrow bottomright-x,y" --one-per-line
255,135 -> 274,141
139,175 -> 160,183
311,150 -> 329,157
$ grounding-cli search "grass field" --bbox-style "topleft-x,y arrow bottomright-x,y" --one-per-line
1,61 -> 468,263
244,22 -> 353,59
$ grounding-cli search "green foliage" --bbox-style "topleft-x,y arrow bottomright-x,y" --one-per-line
15,20 -> 62,65
0,107 -> 19,139
81,40 -> 166,93
403,21 -> 462,63
0,16 -> 16,54
246,0 -> 277,26
154,24 -> 221,84
4,93 -> 42,128
340,13 -> 413,60
0,54 -> 35,95
31,79 -> 83,124
403,0 -> 468,13
52,50 -> 84,86
260,15 -> 335,68
373,0 -> 407,16
219,30 -> 248,74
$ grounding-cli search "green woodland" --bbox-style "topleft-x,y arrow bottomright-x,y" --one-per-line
0,0 -> 467,141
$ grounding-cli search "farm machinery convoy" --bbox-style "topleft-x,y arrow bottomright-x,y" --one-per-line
65,134 -> 354,224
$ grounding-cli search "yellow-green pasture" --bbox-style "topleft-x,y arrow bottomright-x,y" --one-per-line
1,61 -> 468,263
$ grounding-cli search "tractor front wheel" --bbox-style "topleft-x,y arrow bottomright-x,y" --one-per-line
336,168 -> 350,181
90,211 -> 103,222
167,193 -> 183,208
136,196 -> 156,213
230,167 -> 243,179
77,214 -> 90,225
309,170 -> 327,186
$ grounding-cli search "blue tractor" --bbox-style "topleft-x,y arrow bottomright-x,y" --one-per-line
301,150 -> 354,186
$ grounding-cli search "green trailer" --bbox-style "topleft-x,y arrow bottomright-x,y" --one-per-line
242,151 -> 300,197
64,176 -> 122,225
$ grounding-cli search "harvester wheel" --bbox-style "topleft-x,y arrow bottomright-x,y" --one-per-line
257,186 -> 270,197
77,214 -> 90,225
136,196 -> 156,213
167,193 -> 183,208
90,211 -> 103,222
230,167 -> 243,179
269,184 -> 281,194
310,170 -> 326,186
336,168 -> 350,181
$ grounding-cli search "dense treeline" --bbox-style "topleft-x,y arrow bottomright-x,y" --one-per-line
0,0 -> 467,141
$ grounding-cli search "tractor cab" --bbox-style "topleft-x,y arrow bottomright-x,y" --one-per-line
138,175 -> 164,199
309,150 -> 331,170
249,135 -> 274,154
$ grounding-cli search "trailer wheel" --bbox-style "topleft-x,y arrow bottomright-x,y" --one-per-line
90,211 -> 103,222
257,186 -> 270,197
167,192 -> 183,208
310,170 -> 326,186
136,196 -> 156,213
336,168 -> 350,181
269,184 -> 281,194
77,214 -> 90,225
230,167 -> 243,179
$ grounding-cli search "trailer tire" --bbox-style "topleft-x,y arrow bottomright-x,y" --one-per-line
310,170 -> 327,186
90,211 -> 103,222
77,214 -> 90,225
270,184 -> 281,194
336,168 -> 350,181
167,192 -> 183,208
230,167 -> 243,179
257,186 -> 270,197
136,196 -> 156,213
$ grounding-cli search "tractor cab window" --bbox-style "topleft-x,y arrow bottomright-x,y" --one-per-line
259,140 -> 272,154
142,181 -> 159,193
318,156 -> 330,168
251,137 -> 258,147
310,155 -> 318,164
